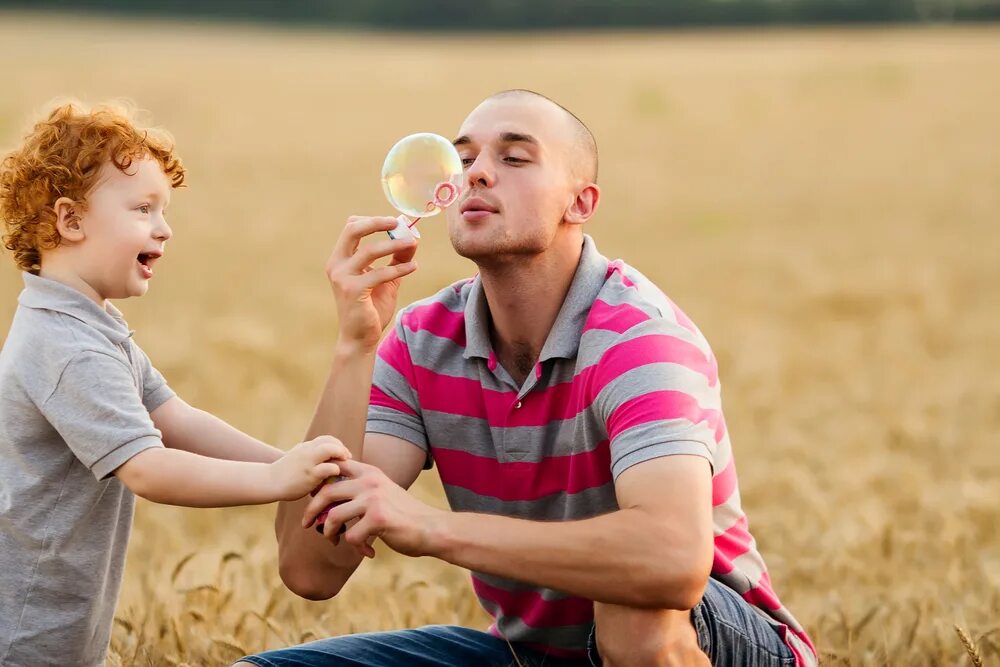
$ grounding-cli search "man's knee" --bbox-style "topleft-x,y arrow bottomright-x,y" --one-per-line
595,605 -> 709,667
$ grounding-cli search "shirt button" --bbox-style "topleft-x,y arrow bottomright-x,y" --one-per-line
515,401 -> 522,409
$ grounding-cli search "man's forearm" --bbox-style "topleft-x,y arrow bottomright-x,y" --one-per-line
276,342 -> 377,599
430,509 -> 711,609
304,343 -> 378,455
275,494 -> 364,599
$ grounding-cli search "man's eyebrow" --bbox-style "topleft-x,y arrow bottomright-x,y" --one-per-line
452,132 -> 539,147
499,132 -> 538,146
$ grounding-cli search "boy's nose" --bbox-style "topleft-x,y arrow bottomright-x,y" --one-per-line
154,218 -> 173,241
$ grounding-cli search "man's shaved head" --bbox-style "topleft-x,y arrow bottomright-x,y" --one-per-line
484,89 -> 598,183
448,90 -> 602,264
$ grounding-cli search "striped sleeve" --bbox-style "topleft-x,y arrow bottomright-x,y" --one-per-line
591,317 -> 722,480
366,311 -> 429,456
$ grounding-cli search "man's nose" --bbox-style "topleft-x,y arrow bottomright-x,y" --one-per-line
466,153 -> 496,188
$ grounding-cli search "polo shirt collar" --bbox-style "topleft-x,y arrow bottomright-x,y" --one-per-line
18,272 -> 134,345
462,276 -> 493,362
463,234 -> 608,363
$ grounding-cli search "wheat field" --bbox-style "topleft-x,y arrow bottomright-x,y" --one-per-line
0,12 -> 998,666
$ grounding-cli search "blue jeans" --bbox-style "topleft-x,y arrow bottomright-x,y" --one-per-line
686,577 -> 795,666
239,578 -> 794,666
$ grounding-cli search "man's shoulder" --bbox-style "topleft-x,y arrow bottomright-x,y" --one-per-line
399,277 -> 476,314
583,259 -> 711,356
395,277 -> 475,333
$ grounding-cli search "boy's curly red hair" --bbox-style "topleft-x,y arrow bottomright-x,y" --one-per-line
0,100 -> 186,273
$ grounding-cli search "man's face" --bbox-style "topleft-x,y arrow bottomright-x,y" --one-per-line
447,96 -> 581,264
75,157 -> 173,300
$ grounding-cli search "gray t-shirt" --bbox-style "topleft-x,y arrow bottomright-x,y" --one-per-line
0,273 -> 174,666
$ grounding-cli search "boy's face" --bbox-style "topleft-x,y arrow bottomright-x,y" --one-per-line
75,157 -> 173,300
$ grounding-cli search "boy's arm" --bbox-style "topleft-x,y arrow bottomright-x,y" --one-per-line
150,396 -> 284,463
130,341 -> 282,462
113,438 -> 345,507
39,350 -> 349,509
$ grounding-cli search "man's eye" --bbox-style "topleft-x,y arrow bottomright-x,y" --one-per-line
461,158 -> 475,167
504,157 -> 527,164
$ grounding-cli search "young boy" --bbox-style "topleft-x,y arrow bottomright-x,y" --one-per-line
0,102 -> 348,666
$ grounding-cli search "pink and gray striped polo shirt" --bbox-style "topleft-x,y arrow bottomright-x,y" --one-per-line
366,234 -> 817,665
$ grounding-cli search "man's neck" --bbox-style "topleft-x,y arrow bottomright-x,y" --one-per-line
478,233 -> 584,385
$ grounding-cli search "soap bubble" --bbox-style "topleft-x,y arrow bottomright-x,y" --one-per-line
381,133 -> 463,221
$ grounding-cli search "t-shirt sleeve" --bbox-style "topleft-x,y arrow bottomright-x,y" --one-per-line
40,350 -> 165,481
592,317 -> 722,480
129,340 -> 175,413
366,313 -> 429,463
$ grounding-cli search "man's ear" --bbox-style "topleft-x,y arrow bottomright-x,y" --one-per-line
563,184 -> 601,226
53,197 -> 85,243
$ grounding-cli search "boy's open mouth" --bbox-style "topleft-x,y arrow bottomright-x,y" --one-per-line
136,251 -> 162,278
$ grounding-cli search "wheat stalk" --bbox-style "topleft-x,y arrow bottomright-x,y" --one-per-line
955,625 -> 984,667
211,636 -> 249,658
170,552 -> 197,586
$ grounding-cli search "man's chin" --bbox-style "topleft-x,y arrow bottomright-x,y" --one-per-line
450,235 -> 497,263
452,240 -> 546,268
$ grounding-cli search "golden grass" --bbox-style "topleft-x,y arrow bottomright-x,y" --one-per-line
1,12 -> 998,666
955,625 -> 985,667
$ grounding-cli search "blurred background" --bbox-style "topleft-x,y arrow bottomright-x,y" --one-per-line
0,2 -> 997,665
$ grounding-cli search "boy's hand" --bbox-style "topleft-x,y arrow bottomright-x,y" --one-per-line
302,459 -> 446,559
325,216 -> 418,353
268,436 -> 352,502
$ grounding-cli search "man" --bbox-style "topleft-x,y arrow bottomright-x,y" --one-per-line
237,90 -> 817,667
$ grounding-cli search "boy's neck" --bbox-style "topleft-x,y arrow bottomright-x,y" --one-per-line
37,263 -> 107,308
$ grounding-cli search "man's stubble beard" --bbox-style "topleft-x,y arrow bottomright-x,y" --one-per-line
449,217 -> 553,268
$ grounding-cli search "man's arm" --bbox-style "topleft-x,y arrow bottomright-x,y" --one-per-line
434,455 -> 715,609
150,396 -> 284,463
275,216 -> 422,600
276,430 -> 425,600
306,454 -> 715,609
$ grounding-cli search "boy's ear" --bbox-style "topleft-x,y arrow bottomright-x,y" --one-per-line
53,197 -> 85,242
